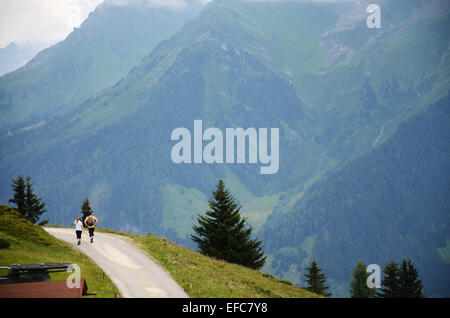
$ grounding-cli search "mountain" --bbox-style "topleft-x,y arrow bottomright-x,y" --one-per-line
261,93 -> 450,297
0,0 -> 205,131
0,42 -> 46,76
1,0 -> 449,297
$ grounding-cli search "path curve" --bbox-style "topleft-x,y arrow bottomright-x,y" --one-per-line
45,227 -> 188,298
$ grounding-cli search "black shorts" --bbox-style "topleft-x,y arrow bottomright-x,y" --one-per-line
76,230 -> 82,239
88,228 -> 95,237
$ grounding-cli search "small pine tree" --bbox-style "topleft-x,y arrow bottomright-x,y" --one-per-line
9,175 -> 26,217
304,259 -> 331,297
398,259 -> 425,298
376,261 -> 401,298
191,179 -> 266,270
350,260 -> 376,298
9,175 -> 47,224
80,198 -> 93,223
24,176 -> 47,224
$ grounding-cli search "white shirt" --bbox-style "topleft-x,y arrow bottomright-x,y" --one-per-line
74,220 -> 83,231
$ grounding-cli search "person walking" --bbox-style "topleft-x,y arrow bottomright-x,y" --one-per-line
84,213 -> 98,243
74,216 -> 84,246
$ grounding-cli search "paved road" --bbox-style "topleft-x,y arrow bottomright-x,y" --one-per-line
45,227 -> 188,298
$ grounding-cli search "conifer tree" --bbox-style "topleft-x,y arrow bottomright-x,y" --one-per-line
25,176 -> 48,225
80,198 -> 94,223
377,259 -> 425,298
191,179 -> 266,269
350,260 -> 376,298
398,259 -> 425,298
9,175 -> 47,225
304,259 -> 331,297
376,261 -> 401,298
9,175 -> 26,217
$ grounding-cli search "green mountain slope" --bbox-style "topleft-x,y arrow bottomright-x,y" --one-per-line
0,0 -> 204,130
262,93 -> 450,297
0,0 -> 342,234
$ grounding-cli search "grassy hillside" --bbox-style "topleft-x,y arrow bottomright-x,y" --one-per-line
99,229 -> 319,298
0,206 -> 120,298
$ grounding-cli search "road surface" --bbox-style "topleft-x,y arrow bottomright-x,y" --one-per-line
45,227 -> 188,298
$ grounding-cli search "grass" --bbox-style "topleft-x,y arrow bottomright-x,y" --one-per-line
223,171 -> 279,232
161,183 -> 208,238
0,206 -> 120,298
161,177 -> 279,238
97,228 -> 320,298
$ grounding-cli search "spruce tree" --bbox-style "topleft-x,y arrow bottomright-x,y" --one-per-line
304,259 -> 331,297
24,176 -> 48,225
191,179 -> 266,270
398,259 -> 425,298
350,260 -> 376,298
9,175 -> 47,224
376,261 -> 401,298
9,175 -> 26,217
80,198 -> 94,223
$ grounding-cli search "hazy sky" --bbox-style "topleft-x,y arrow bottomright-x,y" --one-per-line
0,0 -> 106,48
0,0 -> 354,49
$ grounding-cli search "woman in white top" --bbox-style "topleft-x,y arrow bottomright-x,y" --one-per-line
74,216 -> 84,245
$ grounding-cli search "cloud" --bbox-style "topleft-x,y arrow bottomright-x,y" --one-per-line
0,0 -> 103,48
103,0 -> 187,8
102,0 -> 211,9
244,0 -> 356,2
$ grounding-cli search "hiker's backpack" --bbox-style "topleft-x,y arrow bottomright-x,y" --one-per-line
87,216 -> 94,226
